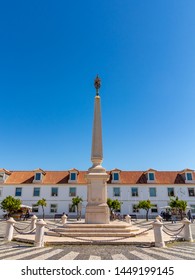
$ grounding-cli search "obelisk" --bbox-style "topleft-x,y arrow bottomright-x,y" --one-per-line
85,76 -> 110,224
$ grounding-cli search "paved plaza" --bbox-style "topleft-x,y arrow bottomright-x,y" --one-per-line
0,219 -> 194,260
0,240 -> 195,260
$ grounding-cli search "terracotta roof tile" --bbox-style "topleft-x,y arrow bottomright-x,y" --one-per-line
2,170 -> 194,185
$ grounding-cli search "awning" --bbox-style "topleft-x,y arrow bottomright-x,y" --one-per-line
21,204 -> 32,209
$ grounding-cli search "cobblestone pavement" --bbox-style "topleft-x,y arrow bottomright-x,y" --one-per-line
0,241 -> 195,260
0,219 -> 195,260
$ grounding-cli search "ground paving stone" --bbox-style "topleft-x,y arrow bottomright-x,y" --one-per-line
0,218 -> 194,260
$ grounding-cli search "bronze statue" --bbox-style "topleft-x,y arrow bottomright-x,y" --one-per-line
94,75 -> 101,95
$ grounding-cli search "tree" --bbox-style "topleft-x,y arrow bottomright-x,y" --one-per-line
136,200 -> 154,221
169,196 -> 187,220
0,196 -> 21,218
107,198 -> 122,220
36,198 -> 47,220
71,196 -> 83,220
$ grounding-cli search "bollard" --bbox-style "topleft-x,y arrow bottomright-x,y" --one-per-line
62,214 -> 68,226
181,218 -> 193,242
34,219 -> 47,247
4,217 -> 16,241
153,219 -> 165,247
30,215 -> 37,231
125,215 -> 132,225
156,215 -> 163,222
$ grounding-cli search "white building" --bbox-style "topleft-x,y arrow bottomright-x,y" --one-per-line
0,167 -> 195,218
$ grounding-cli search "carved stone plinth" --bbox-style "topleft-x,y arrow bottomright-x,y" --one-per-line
85,172 -> 110,224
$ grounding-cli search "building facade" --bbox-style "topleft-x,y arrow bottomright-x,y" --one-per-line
0,167 -> 195,218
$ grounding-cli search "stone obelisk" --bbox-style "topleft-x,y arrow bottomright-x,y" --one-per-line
85,76 -> 110,224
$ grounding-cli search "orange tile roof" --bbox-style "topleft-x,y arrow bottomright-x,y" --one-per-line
2,169 -> 194,185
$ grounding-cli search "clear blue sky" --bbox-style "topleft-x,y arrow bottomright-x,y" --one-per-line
0,0 -> 195,171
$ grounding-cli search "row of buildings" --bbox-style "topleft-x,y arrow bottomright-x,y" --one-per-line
1,167 -> 195,218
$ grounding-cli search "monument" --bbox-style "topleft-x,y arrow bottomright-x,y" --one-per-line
46,76 -> 136,239
85,75 -> 110,224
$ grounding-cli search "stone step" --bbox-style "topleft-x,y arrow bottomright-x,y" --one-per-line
46,231 -> 143,237
51,227 -> 138,233
62,223 -> 132,228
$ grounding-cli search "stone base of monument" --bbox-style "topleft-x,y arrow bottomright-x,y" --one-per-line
46,222 -> 139,238
85,204 -> 110,224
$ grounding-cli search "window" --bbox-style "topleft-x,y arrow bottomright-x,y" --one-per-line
151,204 -> 158,213
0,173 -> 4,182
167,188 -> 174,197
69,187 -> 76,197
188,188 -> 195,197
51,187 -> 58,197
149,187 -> 156,197
132,187 -> 138,197
32,204 -> 39,213
50,204 -> 58,213
113,187 -> 120,197
35,173 -> 41,181
69,204 -> 76,213
186,173 -> 193,181
70,173 -> 76,181
33,187 -> 40,197
190,205 -> 195,214
148,172 -> 155,181
113,173 -> 119,181
15,187 -> 22,196
68,170 -> 78,183
133,204 -> 139,213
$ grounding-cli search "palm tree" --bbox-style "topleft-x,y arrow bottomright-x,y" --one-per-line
71,196 -> 83,220
169,196 -> 187,220
36,198 -> 47,220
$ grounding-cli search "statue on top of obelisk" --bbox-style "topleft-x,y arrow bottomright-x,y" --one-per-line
94,75 -> 101,96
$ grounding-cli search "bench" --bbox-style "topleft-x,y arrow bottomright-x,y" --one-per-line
54,213 -> 68,220
54,214 -> 63,220
129,214 -> 137,220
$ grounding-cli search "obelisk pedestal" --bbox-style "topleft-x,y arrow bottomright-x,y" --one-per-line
85,76 -> 110,224
85,171 -> 110,224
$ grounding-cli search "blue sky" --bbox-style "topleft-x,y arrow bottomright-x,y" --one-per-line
0,0 -> 195,171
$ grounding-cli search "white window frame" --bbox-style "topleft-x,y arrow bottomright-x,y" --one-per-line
167,187 -> 174,197
132,204 -> 139,213
151,204 -> 158,213
0,173 -> 5,183
111,171 -> 120,183
131,187 -> 138,197
33,172 -> 42,182
190,205 -> 195,214
185,172 -> 193,183
33,187 -> 40,197
68,171 -> 78,183
69,187 -> 76,197
147,172 -> 155,183
50,204 -> 58,213
113,187 -> 120,197
188,188 -> 195,197
32,204 -> 39,213
51,187 -> 58,197
149,187 -> 156,197
15,187 -> 22,197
